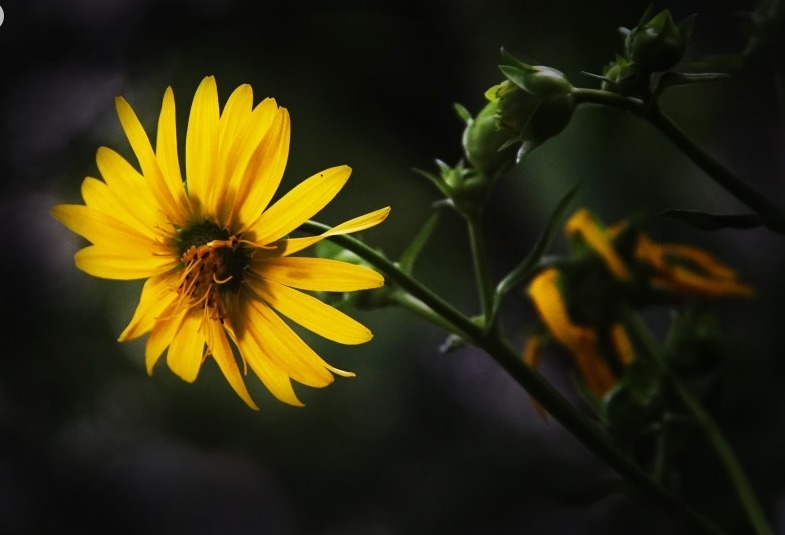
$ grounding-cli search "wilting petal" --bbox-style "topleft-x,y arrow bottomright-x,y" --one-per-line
247,276 -> 372,345
254,256 -> 383,292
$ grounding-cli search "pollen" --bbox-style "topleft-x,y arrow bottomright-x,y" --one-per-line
176,235 -> 247,323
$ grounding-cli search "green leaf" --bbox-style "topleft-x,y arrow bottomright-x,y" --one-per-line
655,72 -> 730,94
397,211 -> 441,275
490,181 -> 581,324
659,208 -> 785,232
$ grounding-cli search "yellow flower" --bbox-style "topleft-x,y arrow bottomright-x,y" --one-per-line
564,208 -> 630,281
635,234 -> 755,297
51,76 -> 390,409
526,268 -> 631,398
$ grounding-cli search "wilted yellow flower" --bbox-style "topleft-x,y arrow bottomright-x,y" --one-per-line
635,234 -> 755,297
51,76 -> 390,409
526,268 -> 630,398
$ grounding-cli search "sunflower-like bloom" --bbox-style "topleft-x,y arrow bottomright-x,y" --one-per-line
523,208 -> 753,400
51,76 -> 390,409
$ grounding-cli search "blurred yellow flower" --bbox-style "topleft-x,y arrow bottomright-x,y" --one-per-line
526,268 -> 629,398
51,76 -> 390,409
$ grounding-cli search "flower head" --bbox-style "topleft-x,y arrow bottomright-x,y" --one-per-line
52,76 -> 390,409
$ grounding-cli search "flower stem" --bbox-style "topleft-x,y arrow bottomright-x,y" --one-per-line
646,104 -> 782,217
465,209 -> 494,328
301,220 -> 727,535
622,307 -> 775,535
573,88 -> 783,223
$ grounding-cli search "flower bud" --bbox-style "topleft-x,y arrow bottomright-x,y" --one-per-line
601,55 -> 648,95
625,9 -> 695,72
500,64 -> 574,97
461,98 -> 519,177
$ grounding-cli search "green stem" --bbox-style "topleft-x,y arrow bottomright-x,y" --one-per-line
622,308 -> 775,535
465,209 -> 494,327
646,104 -> 782,216
389,291 -> 472,341
300,220 -> 727,535
573,88 -> 783,220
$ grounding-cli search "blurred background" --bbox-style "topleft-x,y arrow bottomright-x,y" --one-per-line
1,0 -> 784,533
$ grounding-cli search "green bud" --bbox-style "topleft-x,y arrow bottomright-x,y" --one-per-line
500,64 -> 574,97
497,47 -> 574,97
461,99 -> 519,177
518,93 -> 575,155
625,9 -> 695,72
601,55 -> 648,95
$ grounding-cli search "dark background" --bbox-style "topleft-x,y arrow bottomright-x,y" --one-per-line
1,1 -> 784,533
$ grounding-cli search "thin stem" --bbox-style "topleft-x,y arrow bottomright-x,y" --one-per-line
300,220 -> 727,535
389,291 -> 472,341
573,88 -> 783,222
646,105 -> 782,217
622,308 -> 775,535
465,210 -> 494,327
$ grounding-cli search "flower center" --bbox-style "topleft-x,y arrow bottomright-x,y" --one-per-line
173,222 -> 251,323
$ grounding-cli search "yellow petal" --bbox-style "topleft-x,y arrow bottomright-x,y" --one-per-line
224,98 -> 280,230
211,83 -> 256,225
75,245 -> 176,280
115,95 -> 187,226
610,323 -> 635,366
247,276 -> 372,345
243,297 -> 348,386
166,308 -> 205,383
95,147 -> 171,232
231,304 -> 307,406
51,204 -> 167,255
245,165 -> 351,245
155,87 -> 189,214
80,176 -> 162,241
204,319 -> 259,410
565,209 -> 630,281
234,106 -> 290,231
279,206 -> 391,256
119,274 -> 180,341
145,307 -> 187,375
185,76 -> 220,217
254,256 -> 384,292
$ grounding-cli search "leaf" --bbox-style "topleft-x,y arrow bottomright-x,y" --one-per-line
655,72 -> 731,95
491,181 -> 581,315
659,209 -> 785,232
398,211 -> 441,274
